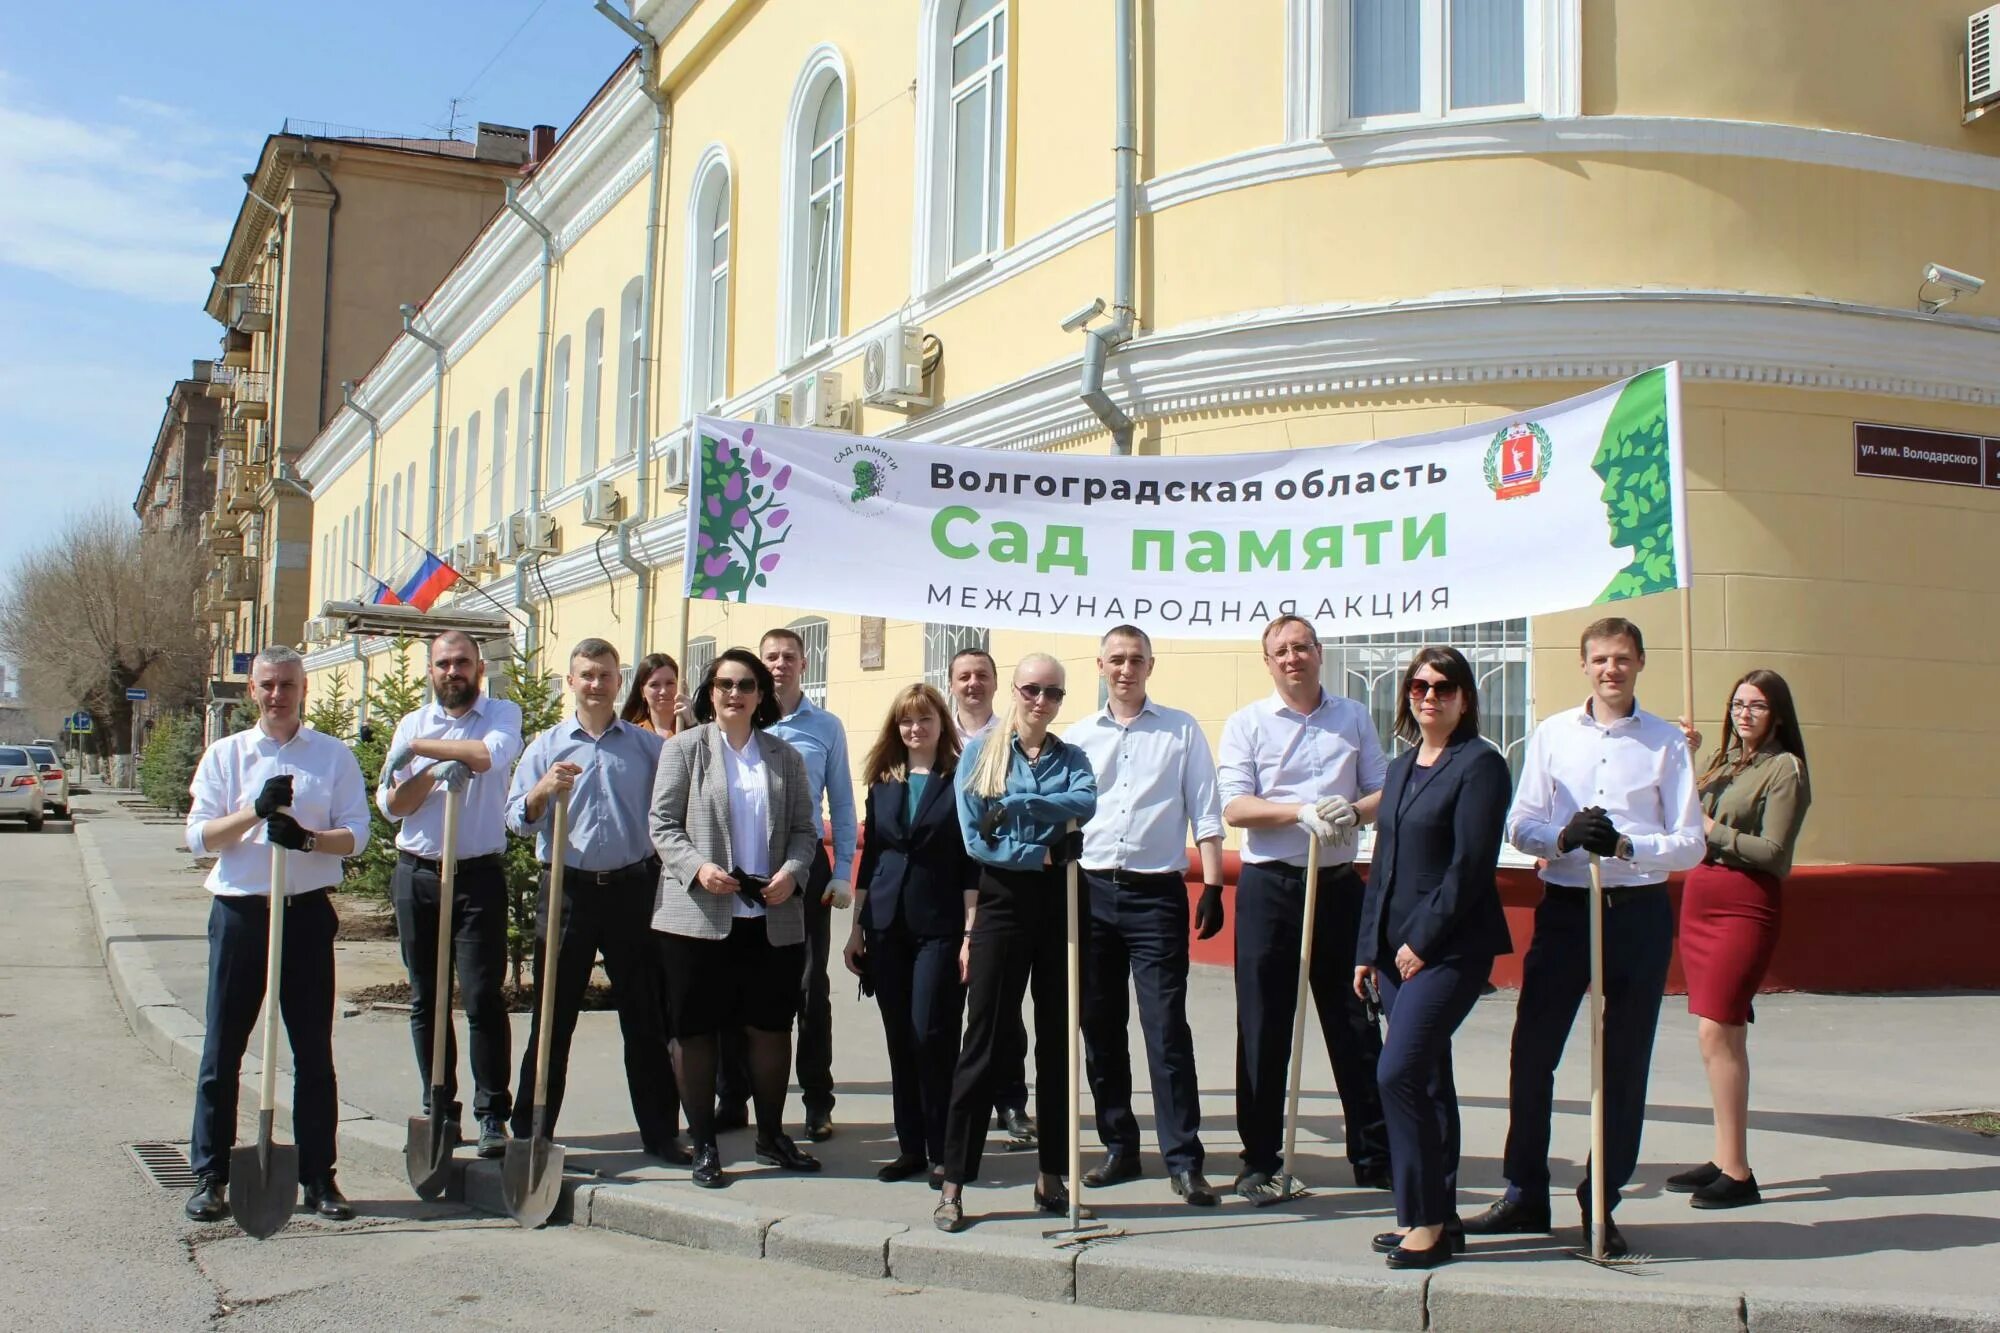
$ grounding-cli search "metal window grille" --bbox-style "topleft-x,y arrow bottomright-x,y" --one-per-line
686,636 -> 717,685
924,623 -> 989,690
789,616 -> 829,708
1318,618 -> 1532,778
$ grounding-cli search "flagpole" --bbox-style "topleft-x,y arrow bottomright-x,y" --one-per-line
396,529 -> 531,631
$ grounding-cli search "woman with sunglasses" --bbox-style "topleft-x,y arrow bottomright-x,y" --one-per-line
621,652 -> 694,736
934,653 -> 1097,1232
1354,646 -> 1514,1269
650,648 -> 823,1189
1669,670 -> 1810,1210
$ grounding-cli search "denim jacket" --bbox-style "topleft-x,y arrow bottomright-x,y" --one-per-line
955,733 -> 1098,870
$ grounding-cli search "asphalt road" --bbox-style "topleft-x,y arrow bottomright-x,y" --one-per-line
0,807 -> 1326,1332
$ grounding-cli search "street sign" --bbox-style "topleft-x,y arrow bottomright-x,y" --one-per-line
125,688 -> 149,701
68,711 -> 92,733
232,653 -> 253,674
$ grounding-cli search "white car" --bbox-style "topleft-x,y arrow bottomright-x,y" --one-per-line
23,745 -> 68,820
0,746 -> 45,831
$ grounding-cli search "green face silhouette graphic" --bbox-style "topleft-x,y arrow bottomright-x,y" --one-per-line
1591,368 -> 1678,603
850,459 -> 883,504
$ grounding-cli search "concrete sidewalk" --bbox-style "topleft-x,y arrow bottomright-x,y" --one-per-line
76,794 -> 2000,1331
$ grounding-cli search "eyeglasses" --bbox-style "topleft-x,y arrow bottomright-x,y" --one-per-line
1407,678 -> 1463,700
1728,701 -> 1771,716
713,677 -> 760,696
1016,683 -> 1067,703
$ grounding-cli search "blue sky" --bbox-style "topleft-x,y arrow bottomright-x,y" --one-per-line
0,0 -> 633,597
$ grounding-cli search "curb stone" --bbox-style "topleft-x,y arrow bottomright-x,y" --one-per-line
887,1227 -> 1077,1304
766,1211 -> 908,1279
1744,1286 -> 2000,1333
1074,1246 -> 1427,1330
1424,1268 -> 1745,1333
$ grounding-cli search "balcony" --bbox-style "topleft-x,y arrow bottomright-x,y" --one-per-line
227,283 -> 273,334
199,511 -> 242,554
220,556 -> 256,601
215,422 -> 248,454
221,328 -> 253,369
231,370 -> 270,422
224,464 -> 267,513
204,362 -> 236,399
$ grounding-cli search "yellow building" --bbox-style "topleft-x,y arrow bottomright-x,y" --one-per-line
299,0 -> 2000,914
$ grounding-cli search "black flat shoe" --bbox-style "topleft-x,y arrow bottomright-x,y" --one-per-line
301,1177 -> 354,1221
1463,1197 -> 1551,1235
1666,1161 -> 1723,1193
803,1112 -> 834,1143
691,1143 -> 727,1189
1234,1170 -> 1284,1205
756,1134 -> 823,1173
184,1175 -> 228,1223
1032,1186 -> 1093,1218
1579,1206 -> 1628,1258
1169,1170 -> 1218,1207
877,1152 -> 928,1183
1373,1219 -> 1466,1254
1690,1170 -> 1761,1209
1083,1152 -> 1140,1188
644,1137 -> 694,1167
1386,1239 -> 1455,1270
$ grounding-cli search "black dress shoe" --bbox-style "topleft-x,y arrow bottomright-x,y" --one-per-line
301,1177 -> 355,1221
1169,1170 -> 1218,1207
691,1143 -> 727,1189
877,1152 -> 928,1183
1353,1160 -> 1393,1190
1463,1197 -> 1552,1235
185,1175 -> 228,1223
713,1101 -> 750,1132
1032,1185 -> 1093,1218
1665,1161 -> 1723,1193
996,1107 -> 1037,1147
755,1133 -> 823,1172
803,1111 -> 834,1143
1234,1170 -> 1284,1205
1386,1238 -> 1455,1270
1690,1170 -> 1761,1209
1372,1217 -> 1465,1254
1083,1152 -> 1140,1188
476,1117 -> 508,1160
644,1137 -> 694,1166
1579,1205 -> 1628,1258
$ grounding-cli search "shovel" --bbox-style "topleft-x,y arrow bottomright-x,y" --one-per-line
1045,821 -> 1116,1246
231,832 -> 299,1239
503,792 -> 568,1227
405,785 -> 465,1199
1573,851 -> 1649,1271
1266,833 -> 1323,1206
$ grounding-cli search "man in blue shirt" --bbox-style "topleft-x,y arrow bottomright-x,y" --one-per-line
759,626 -> 857,1143
506,637 -> 686,1163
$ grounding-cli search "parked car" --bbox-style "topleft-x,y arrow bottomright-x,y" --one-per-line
23,745 -> 68,820
0,746 -> 44,831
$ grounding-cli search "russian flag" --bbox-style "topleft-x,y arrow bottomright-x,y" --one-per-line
397,550 -> 461,612
366,573 -> 402,606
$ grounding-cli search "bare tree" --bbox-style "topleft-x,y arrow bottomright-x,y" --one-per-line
0,506 -> 210,780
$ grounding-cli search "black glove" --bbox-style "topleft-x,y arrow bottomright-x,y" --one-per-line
265,811 -> 313,852
1193,883 -> 1226,940
977,801 -> 1008,840
254,775 -> 294,818
1560,807 -> 1620,857
1048,829 -> 1085,866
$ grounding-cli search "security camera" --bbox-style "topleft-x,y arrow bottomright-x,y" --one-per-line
1059,298 -> 1106,333
1924,263 -> 1984,296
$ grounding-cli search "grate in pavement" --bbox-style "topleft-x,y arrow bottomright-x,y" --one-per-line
126,1140 -> 200,1189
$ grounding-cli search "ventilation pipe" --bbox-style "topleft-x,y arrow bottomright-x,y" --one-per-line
597,0 -> 671,670
1076,0 -> 1138,454
399,303 -> 447,550
341,379 -> 381,722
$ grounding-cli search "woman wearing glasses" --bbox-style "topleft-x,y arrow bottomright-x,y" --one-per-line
934,654 -> 1097,1232
650,648 -> 823,1189
1354,646 -> 1513,1269
1669,670 -> 1810,1210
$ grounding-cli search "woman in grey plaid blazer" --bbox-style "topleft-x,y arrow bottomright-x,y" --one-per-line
651,647 -> 821,1188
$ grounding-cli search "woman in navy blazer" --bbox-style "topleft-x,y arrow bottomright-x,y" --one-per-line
1354,645 -> 1514,1270
843,683 -> 976,1185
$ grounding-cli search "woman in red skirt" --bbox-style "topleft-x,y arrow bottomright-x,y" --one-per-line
1669,669 -> 1810,1209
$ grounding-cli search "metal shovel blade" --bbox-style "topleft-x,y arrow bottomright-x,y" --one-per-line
501,1135 -> 563,1228
229,1135 -> 298,1240
405,1106 -> 454,1200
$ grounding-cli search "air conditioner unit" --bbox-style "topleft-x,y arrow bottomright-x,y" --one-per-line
509,509 -> 557,556
495,514 -> 525,562
449,539 -> 473,574
749,390 -> 796,427
580,479 -> 625,529
862,322 -> 930,409
468,531 -> 497,574
660,433 -> 691,494
1971,5 -> 2000,112
797,369 -> 848,429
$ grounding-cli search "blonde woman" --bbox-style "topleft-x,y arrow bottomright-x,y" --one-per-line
933,654 -> 1097,1232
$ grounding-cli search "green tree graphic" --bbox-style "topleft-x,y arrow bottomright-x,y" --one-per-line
1591,368 -> 1679,603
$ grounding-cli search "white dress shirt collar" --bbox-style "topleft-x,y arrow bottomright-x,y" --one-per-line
1067,698 -> 1224,875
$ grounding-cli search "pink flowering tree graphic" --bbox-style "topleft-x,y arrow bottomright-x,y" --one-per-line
689,428 -> 795,601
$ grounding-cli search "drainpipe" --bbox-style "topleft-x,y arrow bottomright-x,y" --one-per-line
342,380 -> 381,724
598,0 -> 670,669
400,304 -> 447,550
1077,0 -> 1138,455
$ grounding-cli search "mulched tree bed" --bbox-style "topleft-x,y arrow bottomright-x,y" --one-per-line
345,980 -> 620,1014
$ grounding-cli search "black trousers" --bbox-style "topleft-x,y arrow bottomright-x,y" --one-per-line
510,859 -> 679,1147
1377,955 -> 1490,1228
942,864 -> 1074,1184
1502,886 -> 1673,1212
1082,869 -> 1204,1174
392,852 -> 511,1122
190,890 -> 338,1183
717,845 -> 834,1115
1233,860 -> 1388,1176
867,917 -> 965,1162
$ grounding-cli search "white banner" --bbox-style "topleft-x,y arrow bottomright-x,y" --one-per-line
683,365 -> 1688,640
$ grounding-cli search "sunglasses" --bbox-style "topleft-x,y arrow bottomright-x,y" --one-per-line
1407,678 -> 1463,700
713,677 -> 760,696
1016,683 -> 1067,703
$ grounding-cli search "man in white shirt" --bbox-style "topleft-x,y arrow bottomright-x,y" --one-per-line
1065,626 -> 1225,1208
378,630 -> 524,1160
1219,614 -> 1392,1201
182,646 -> 371,1225
1465,616 -> 1704,1257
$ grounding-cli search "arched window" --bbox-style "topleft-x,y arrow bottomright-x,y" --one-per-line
378,482 -> 390,570
490,389 -> 509,525
547,337 -> 570,491
683,148 -> 732,417
916,0 -> 1007,288
781,50 -> 848,363
516,369 -> 533,511
614,277 -> 644,459
442,427 -> 460,547
389,473 -> 403,571
462,411 -> 481,538
579,309 -> 604,474
405,462 -> 418,558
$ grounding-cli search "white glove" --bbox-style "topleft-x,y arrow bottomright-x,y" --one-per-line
1315,795 -> 1359,830
1295,805 -> 1339,842
823,878 -> 854,909
383,746 -> 416,783
428,760 -> 472,792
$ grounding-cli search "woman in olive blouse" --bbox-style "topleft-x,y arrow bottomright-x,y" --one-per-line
1671,669 -> 1810,1210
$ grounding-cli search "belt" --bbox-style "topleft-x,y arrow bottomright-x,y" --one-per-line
1082,867 -> 1186,887
398,850 -> 503,876
1543,882 -> 1667,909
545,856 -> 660,887
1250,859 -> 1359,880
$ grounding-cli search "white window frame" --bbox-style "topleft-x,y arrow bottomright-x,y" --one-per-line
515,370 -> 533,511
686,636 -> 717,688
615,277 -> 643,459
913,0 -> 1009,293
442,428 -> 459,547
462,411 -> 481,540
1319,617 -> 1533,777
788,616 -> 830,708
547,339 -> 569,492
681,145 -> 733,418
580,309 -> 604,475
1286,0 -> 1577,140
923,623 -> 989,691
490,389 -> 509,526
777,46 -> 850,366
405,462 -> 418,559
